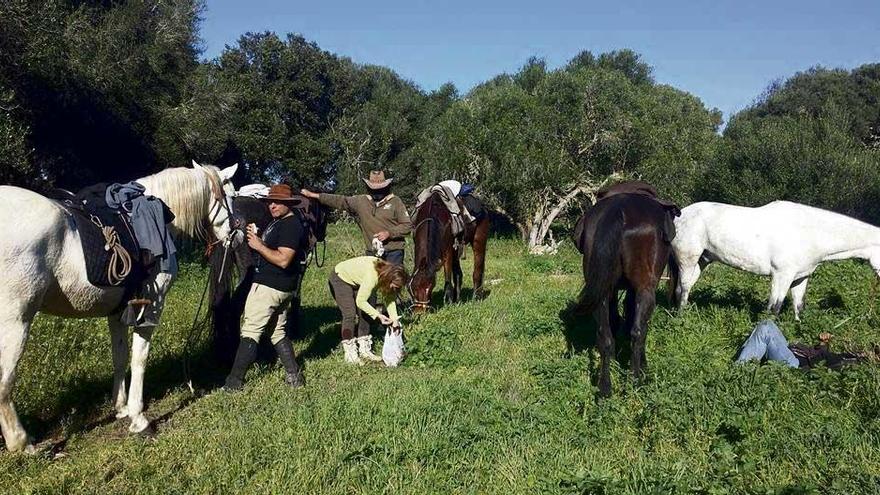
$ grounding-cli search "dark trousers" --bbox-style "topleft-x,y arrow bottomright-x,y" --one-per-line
365,249 -> 404,266
328,271 -> 370,340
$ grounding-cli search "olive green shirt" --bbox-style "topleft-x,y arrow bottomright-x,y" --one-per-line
318,193 -> 412,251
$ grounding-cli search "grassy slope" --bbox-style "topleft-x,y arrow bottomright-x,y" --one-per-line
2,223 -> 880,494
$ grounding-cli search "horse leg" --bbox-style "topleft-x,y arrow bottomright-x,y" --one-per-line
108,316 -> 130,419
452,255 -> 463,303
789,277 -> 809,321
0,313 -> 34,452
609,292 -> 621,334
471,220 -> 489,299
443,251 -> 455,304
677,257 -> 703,308
126,326 -> 154,434
768,271 -> 795,315
595,298 -> 615,398
630,288 -> 655,383
125,271 -> 173,434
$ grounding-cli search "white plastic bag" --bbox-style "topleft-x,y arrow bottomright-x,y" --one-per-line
371,236 -> 385,257
382,326 -> 405,367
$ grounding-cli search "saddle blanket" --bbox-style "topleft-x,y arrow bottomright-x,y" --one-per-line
415,184 -> 478,237
63,203 -> 146,288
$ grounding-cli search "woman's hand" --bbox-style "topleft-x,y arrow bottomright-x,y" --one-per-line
378,314 -> 393,326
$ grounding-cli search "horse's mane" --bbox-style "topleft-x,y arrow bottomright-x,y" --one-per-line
415,192 -> 448,276
137,166 -> 222,240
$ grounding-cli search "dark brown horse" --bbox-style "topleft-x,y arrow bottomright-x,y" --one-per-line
409,191 -> 490,312
574,191 -> 679,397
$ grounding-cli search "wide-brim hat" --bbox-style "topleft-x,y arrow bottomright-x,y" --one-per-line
262,184 -> 298,202
362,170 -> 393,190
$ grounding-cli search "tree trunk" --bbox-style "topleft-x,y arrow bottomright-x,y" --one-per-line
527,188 -> 577,254
526,173 -> 623,253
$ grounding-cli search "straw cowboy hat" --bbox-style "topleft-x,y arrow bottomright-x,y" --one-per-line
362,170 -> 393,190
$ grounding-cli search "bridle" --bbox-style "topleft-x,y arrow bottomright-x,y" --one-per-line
204,174 -> 239,282
407,265 -> 433,312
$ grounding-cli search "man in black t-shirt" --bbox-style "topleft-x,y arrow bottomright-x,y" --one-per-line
224,184 -> 307,390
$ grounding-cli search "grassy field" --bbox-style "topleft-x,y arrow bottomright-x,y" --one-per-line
2,223 -> 880,494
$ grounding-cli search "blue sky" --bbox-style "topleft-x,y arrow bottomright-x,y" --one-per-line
200,0 -> 880,122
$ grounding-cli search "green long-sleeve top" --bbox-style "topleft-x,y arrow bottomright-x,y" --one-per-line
334,256 -> 400,321
318,193 -> 412,251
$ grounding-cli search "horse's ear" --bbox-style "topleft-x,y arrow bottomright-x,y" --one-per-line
219,163 -> 238,181
191,159 -> 203,170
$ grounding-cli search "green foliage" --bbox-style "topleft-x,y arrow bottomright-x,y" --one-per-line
329,64 -> 440,200
703,64 -> 880,223
0,86 -> 34,186
415,49 -> 720,236
743,65 -> 880,145
704,101 -> 880,222
0,0 -> 203,187
405,324 -> 463,368
198,32 -> 355,184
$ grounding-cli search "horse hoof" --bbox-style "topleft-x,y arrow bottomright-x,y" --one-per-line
137,423 -> 156,439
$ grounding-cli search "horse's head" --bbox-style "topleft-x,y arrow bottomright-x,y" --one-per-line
191,160 -> 240,248
409,193 -> 451,314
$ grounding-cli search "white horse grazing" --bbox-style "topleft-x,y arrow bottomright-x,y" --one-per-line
0,161 -> 238,452
671,201 -> 880,320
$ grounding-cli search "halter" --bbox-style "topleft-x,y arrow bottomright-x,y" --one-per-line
407,265 -> 433,311
205,171 -> 238,282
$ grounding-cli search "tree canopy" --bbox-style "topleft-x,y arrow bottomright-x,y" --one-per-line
2,5 -> 878,240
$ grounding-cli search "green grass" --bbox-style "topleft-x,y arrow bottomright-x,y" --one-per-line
2,223 -> 880,494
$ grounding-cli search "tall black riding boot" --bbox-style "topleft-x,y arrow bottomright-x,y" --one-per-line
274,337 -> 305,388
224,338 -> 259,391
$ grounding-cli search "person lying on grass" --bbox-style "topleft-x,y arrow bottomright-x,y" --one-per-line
736,320 -> 864,370
329,255 -> 406,365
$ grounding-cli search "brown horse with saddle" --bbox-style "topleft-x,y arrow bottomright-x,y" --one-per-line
409,184 -> 490,312
572,181 -> 681,397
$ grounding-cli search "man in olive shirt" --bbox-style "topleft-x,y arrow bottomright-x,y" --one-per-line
301,170 -> 412,265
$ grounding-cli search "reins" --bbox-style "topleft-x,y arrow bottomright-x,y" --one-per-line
181,258 -> 214,394
183,170 -> 237,393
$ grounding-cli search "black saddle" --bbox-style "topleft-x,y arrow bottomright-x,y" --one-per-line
460,194 -> 486,222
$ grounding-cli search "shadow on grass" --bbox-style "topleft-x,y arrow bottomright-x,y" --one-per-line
18,299 -> 342,450
297,304 -> 348,361
688,285 -> 766,314
560,294 -> 657,379
19,343 -> 226,451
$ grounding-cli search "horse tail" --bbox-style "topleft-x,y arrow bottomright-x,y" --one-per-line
579,207 -> 624,312
666,249 -> 680,307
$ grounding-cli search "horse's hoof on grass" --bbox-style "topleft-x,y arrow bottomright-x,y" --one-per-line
137,423 -> 156,439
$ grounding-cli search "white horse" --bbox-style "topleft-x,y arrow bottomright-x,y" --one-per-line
671,200 -> 880,320
0,161 -> 238,452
